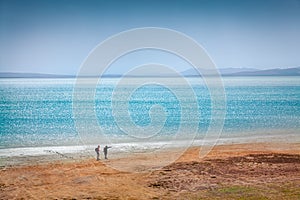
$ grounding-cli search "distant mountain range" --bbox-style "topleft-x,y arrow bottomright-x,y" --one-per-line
0,67 -> 299,78
0,72 -> 75,78
181,67 -> 258,76
181,67 -> 300,76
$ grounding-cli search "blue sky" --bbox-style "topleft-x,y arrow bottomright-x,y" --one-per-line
0,0 -> 300,75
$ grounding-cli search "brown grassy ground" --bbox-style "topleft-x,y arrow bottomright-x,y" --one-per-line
0,142 -> 299,199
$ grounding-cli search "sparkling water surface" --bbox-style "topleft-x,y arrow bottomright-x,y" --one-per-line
0,77 -> 299,149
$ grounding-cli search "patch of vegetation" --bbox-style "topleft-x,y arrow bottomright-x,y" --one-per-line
177,183 -> 300,200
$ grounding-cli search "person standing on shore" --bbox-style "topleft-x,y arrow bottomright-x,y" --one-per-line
103,145 -> 112,159
95,145 -> 100,160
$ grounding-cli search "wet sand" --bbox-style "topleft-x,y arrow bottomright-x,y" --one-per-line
0,142 -> 299,199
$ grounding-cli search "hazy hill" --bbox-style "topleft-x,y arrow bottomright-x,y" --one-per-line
229,67 -> 300,76
181,67 -> 300,77
0,67 -> 299,78
0,72 -> 75,78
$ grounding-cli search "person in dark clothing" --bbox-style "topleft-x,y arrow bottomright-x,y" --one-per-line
103,145 -> 112,159
95,145 -> 100,160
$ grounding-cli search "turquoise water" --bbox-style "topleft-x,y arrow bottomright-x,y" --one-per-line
0,77 -> 299,148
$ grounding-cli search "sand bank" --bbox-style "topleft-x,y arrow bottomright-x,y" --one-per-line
0,142 -> 299,199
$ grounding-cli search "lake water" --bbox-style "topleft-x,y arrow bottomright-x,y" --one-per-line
0,77 -> 299,154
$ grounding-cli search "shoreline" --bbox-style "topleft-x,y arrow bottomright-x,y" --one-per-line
1,132 -> 299,167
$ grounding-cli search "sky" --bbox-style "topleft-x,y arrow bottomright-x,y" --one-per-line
0,0 -> 300,75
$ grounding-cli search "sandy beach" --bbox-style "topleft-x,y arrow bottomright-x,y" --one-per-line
0,142 -> 299,200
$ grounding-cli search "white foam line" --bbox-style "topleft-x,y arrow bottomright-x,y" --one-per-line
0,145 -> 89,157
0,133 -> 298,158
